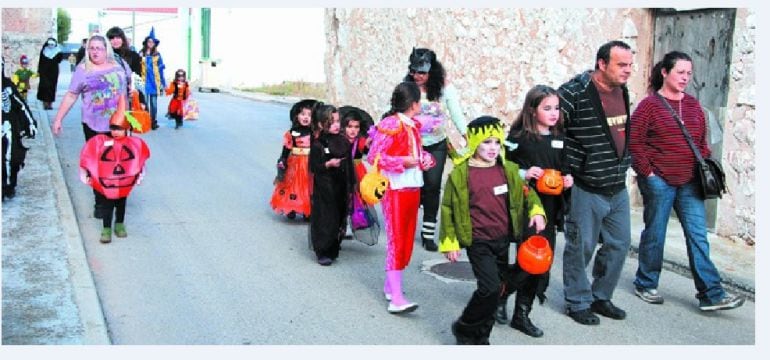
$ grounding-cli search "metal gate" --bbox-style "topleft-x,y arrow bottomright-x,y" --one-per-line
653,8 -> 736,230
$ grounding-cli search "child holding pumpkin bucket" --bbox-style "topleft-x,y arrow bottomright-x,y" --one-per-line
366,81 -> 435,314
497,85 -> 574,337
438,115 -> 546,345
165,69 -> 190,129
339,106 -> 380,245
79,109 -> 150,243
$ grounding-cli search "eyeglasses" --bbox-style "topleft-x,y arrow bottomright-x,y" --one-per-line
409,69 -> 428,76
88,47 -> 106,52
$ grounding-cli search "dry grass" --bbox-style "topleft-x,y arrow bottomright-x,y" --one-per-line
238,81 -> 326,100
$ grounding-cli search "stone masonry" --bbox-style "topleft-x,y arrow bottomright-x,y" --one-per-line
324,8 -> 755,245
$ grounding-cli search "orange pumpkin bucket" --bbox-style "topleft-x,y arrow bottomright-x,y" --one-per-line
125,91 -> 152,134
536,169 -> 563,195
517,234 -> 553,275
360,154 -> 389,205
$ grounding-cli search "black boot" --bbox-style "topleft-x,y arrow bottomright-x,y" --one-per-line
494,298 -> 509,324
510,295 -> 543,338
476,318 -> 495,345
451,318 -> 487,345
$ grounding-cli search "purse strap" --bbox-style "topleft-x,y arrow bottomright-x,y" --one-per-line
654,92 -> 706,165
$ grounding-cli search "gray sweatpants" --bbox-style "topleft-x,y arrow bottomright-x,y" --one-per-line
562,184 -> 631,313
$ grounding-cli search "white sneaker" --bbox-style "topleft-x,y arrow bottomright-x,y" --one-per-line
387,302 -> 418,314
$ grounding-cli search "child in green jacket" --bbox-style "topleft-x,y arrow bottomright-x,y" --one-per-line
439,116 -> 546,345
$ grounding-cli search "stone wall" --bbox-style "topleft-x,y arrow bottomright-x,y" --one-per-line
2,8 -> 55,81
325,8 -> 755,244
721,8 -> 756,244
325,8 -> 652,125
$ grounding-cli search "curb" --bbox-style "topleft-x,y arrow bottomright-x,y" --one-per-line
36,102 -> 111,344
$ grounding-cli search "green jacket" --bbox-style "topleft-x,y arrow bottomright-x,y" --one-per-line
438,160 -> 546,252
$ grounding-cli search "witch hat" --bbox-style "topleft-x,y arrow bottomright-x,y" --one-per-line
144,27 -> 160,46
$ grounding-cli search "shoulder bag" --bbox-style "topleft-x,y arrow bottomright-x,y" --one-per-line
655,92 -> 726,199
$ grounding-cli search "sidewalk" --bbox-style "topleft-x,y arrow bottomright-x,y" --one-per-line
1,88 -> 754,344
1,94 -> 110,344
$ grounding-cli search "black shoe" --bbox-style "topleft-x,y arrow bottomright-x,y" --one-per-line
151,123 -> 159,130
590,300 -> 626,320
422,239 -> 438,252
494,302 -> 509,324
451,320 -> 478,345
286,211 -> 296,220
2,187 -> 16,200
567,308 -> 600,325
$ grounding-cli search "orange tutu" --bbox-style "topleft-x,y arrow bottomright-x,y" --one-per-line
270,153 -> 312,217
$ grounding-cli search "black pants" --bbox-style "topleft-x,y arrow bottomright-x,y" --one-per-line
460,236 -> 511,324
99,195 -> 127,228
420,139 -> 447,226
83,124 -> 110,207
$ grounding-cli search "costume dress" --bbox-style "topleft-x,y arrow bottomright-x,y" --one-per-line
270,125 -> 313,217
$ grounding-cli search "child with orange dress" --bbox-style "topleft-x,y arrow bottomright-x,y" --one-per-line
165,69 -> 190,129
270,99 -> 318,220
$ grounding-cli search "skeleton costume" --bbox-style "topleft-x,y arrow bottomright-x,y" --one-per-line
2,65 -> 37,200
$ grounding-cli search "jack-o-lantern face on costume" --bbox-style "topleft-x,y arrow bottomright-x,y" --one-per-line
360,171 -> 389,205
80,134 -> 151,199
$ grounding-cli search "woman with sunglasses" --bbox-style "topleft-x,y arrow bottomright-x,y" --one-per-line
51,34 -> 129,220
403,47 -> 467,252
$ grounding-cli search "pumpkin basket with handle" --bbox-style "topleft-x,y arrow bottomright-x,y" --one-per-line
360,154 -> 389,205
125,91 -> 152,134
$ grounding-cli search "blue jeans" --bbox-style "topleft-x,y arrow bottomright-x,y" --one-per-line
634,175 -> 725,303
147,94 -> 158,125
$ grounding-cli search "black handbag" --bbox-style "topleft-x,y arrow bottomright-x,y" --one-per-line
655,93 -> 727,199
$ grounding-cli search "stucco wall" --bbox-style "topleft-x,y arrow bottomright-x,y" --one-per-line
721,8 -> 756,244
325,8 -> 652,125
2,8 -> 55,80
325,8 -> 755,244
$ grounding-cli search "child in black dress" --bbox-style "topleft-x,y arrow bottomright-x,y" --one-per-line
498,85 -> 574,337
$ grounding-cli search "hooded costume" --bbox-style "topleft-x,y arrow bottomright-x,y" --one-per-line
438,116 -> 546,344
36,38 -> 63,107
2,65 -> 37,200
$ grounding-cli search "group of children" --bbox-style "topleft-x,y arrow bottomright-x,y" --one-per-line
269,82 -> 573,343
270,99 -> 379,265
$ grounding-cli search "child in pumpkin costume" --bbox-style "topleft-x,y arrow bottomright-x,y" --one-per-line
79,110 -> 150,243
366,82 -> 435,314
497,85 -> 573,337
439,116 -> 546,345
270,99 -> 318,220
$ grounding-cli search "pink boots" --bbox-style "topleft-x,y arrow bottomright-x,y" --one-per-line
385,270 -> 417,314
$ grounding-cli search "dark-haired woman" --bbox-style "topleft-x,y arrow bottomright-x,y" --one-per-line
404,48 -> 467,252
367,81 -> 435,314
630,50 -> 744,312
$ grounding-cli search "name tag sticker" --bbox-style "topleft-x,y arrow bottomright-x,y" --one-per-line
324,148 -> 330,154
552,140 -> 564,149
493,184 -> 508,195
104,140 -> 114,147
291,131 -> 301,137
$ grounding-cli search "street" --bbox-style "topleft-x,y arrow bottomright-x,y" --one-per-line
3,62 -> 756,346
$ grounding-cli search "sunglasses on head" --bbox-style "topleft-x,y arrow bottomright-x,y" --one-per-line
409,69 -> 428,75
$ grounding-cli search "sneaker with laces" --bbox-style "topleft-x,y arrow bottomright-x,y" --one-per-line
635,287 -> 664,304
699,293 -> 745,311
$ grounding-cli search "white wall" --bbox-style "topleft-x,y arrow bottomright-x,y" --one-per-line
64,7 -> 326,88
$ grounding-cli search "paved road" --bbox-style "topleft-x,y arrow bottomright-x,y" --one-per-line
2,62 -> 756,346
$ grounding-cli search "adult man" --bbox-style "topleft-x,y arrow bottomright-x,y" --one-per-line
558,40 -> 633,326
